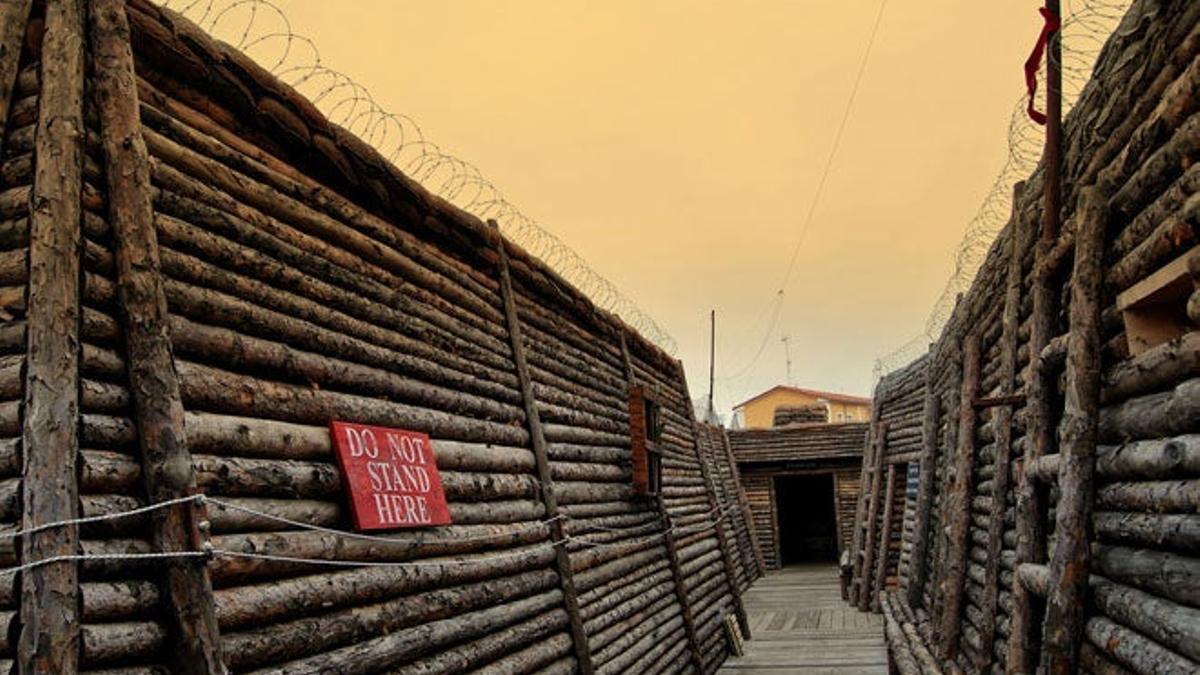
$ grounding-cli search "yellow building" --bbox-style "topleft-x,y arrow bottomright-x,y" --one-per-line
733,385 -> 871,429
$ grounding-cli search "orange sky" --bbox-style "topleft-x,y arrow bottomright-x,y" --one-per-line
228,1 -> 1049,416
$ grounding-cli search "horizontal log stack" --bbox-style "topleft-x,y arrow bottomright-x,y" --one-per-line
847,355 -> 927,613
846,2 -> 1200,674
0,0 -> 755,672
729,422 -> 868,571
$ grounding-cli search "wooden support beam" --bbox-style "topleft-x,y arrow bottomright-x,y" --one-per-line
721,430 -> 766,578
90,2 -> 225,672
616,334 -> 704,671
492,222 -> 593,675
935,332 -> 979,659
858,421 -> 888,612
1008,237 -> 1059,674
849,406 -> 880,606
678,359 -> 752,639
905,351 -> 938,609
978,182 -> 1027,671
973,393 -> 1026,409
19,1 -> 85,671
871,464 -> 898,612
884,450 -> 923,465
1040,187 -> 1106,675
0,0 -> 32,141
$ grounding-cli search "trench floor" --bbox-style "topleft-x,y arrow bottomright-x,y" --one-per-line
718,564 -> 887,674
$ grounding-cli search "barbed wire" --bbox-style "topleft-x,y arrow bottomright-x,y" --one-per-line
871,0 -> 1131,380
154,0 -> 678,353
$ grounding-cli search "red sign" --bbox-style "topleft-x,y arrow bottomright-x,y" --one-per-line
330,421 -> 451,530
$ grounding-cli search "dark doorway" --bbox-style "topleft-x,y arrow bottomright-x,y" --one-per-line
775,474 -> 837,565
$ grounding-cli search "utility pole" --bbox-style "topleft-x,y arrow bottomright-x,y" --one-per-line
707,309 -> 716,424
1042,0 -> 1062,242
780,335 -> 793,385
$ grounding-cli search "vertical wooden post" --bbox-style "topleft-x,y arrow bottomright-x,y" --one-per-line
767,477 -> 781,570
978,184 -> 1027,670
1040,188 -> 1105,675
1010,11 -> 1065,665
0,0 -> 32,141
722,431 -> 766,578
679,359 -> 752,639
1009,238 -> 1058,674
89,1 -> 225,672
491,222 -> 594,675
1043,0 -> 1063,242
617,335 -> 703,671
849,408 -> 880,606
19,1 -> 85,671
858,422 -> 887,612
871,463 -> 898,611
935,332 -> 979,659
906,350 -> 939,608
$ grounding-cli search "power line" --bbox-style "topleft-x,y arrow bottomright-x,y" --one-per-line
717,0 -> 889,389
777,0 -> 889,291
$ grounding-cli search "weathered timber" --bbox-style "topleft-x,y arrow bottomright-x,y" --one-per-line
677,359 -> 749,639
857,421 -> 887,611
491,219 -> 593,675
0,0 -> 30,143
18,1 -> 85,671
90,1 -> 224,671
1008,238 -> 1057,674
616,333 -> 703,671
935,333 -> 979,659
1040,189 -> 1106,675
907,352 -> 939,609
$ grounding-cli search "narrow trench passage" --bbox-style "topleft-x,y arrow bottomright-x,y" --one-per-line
776,474 -> 838,566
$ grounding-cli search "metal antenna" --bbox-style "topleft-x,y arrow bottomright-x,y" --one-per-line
780,335 -> 793,385
707,310 -> 716,423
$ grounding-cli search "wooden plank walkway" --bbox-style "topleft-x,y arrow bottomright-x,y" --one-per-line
718,564 -> 887,673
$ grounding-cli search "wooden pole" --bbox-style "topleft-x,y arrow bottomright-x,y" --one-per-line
19,1 -> 85,671
1009,217 -> 1060,675
871,464 -> 897,612
935,332 -> 979,659
1040,188 -> 1105,674
491,222 -> 594,675
89,1 -> 225,672
707,309 -> 715,423
1042,0 -> 1063,242
858,422 -> 888,612
978,183 -> 1026,669
905,351 -> 938,608
0,0 -> 32,142
849,403 -> 881,606
617,334 -> 703,672
678,358 -> 752,639
721,430 -> 766,578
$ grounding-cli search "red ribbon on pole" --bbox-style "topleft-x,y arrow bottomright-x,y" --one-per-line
1024,6 -> 1061,125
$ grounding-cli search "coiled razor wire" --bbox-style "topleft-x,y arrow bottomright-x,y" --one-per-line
152,1 -> 1130,378
155,0 -> 677,353
871,0 -> 1131,380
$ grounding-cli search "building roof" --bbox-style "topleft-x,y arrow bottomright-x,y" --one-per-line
727,422 -> 869,463
733,385 -> 871,410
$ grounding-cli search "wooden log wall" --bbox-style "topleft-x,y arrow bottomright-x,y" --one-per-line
832,467 -> 861,556
740,475 -> 779,571
847,2 -> 1200,673
0,0 -> 756,672
0,6 -> 37,672
729,423 -> 867,571
695,423 -> 760,595
847,356 -> 926,610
